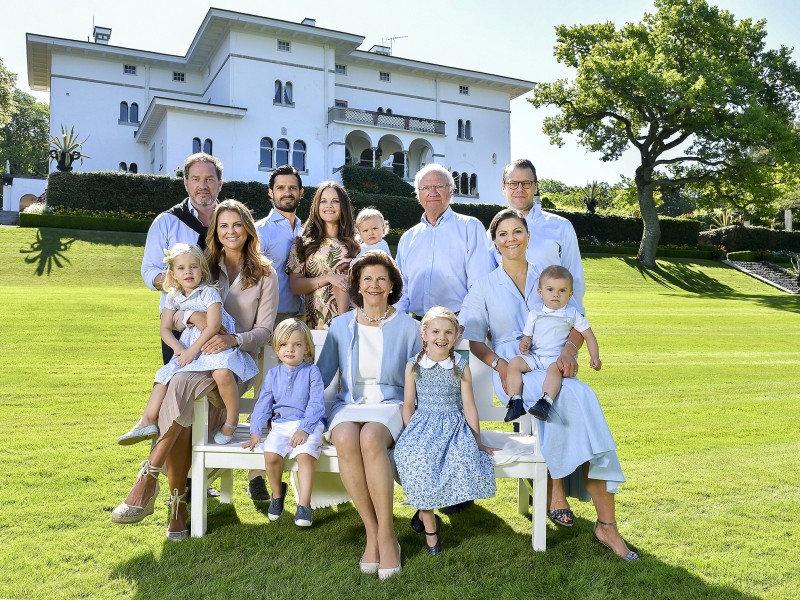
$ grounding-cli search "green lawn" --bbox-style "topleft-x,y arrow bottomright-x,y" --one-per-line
1,226 -> 798,600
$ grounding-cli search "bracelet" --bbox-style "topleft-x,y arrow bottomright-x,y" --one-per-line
565,340 -> 578,352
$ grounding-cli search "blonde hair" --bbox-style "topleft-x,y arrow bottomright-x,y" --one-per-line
271,318 -> 315,364
413,306 -> 461,379
355,207 -> 389,241
539,264 -> 573,288
162,243 -> 217,297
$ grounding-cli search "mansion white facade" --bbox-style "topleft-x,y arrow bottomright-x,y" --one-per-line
26,9 -> 533,202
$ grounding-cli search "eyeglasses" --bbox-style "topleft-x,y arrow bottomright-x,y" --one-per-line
504,180 -> 536,190
417,184 -> 452,194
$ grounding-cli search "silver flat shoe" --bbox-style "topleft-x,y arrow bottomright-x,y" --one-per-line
111,460 -> 163,524
359,558 -> 379,574
118,424 -> 159,446
165,488 -> 189,542
378,543 -> 402,581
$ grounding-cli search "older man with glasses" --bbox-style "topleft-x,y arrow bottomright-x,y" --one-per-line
493,159 -> 585,314
395,163 -> 493,319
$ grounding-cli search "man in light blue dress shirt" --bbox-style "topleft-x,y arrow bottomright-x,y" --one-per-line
492,159 -> 586,314
255,165 -> 304,322
395,164 -> 493,317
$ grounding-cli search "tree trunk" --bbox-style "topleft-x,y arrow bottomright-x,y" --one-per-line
636,182 -> 660,267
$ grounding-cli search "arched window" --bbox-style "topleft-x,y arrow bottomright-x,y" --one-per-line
460,173 -> 469,196
377,107 -> 384,113
464,120 -> 472,139
119,102 -> 129,122
203,138 -> 213,155
452,172 -> 460,193
259,137 -> 274,169
130,103 -> 139,123
274,80 -> 283,104
457,119 -> 464,139
192,137 -> 201,153
292,140 -> 306,172
469,173 -> 477,196
284,82 -> 293,105
386,108 -> 392,115
129,163 -> 138,174
276,138 -> 290,166
119,162 -> 127,172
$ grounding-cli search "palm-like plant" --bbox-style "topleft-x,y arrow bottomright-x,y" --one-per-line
49,125 -> 90,172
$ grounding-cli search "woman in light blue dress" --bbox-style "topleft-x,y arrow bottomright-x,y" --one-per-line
461,209 -> 639,561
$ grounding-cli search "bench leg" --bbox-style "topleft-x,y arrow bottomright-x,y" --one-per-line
517,478 -> 531,516
219,469 -> 234,504
532,462 -> 547,551
190,451 -> 208,538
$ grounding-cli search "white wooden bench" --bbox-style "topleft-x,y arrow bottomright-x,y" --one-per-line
190,331 -> 548,550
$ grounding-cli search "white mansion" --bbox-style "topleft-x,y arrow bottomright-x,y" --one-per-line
26,8 -> 533,201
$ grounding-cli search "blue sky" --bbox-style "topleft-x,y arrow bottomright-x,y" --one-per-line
3,0 -> 798,186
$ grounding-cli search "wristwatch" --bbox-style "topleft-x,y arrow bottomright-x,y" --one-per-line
490,356 -> 501,370
234,333 -> 243,347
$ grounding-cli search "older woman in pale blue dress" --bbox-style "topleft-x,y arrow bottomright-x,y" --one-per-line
461,208 -> 638,561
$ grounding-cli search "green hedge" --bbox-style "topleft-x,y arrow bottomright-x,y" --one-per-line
19,212 -> 151,233
726,250 -> 759,261
44,171 -> 702,246
700,225 -> 800,253
341,166 -> 415,197
582,245 -> 721,259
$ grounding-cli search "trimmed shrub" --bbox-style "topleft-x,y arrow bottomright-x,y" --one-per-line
726,250 -> 759,261
341,166 -> 415,197
700,225 -> 800,253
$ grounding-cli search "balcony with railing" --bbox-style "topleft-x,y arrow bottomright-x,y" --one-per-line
328,106 -> 445,135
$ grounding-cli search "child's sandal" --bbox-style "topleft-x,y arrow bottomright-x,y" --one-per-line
214,421 -> 238,445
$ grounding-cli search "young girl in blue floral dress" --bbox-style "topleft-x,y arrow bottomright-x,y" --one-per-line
118,243 -> 258,446
394,306 -> 497,555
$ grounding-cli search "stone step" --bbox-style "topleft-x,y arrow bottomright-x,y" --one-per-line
728,260 -> 799,293
0,211 -> 19,225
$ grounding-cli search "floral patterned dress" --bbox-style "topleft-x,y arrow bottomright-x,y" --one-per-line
287,237 -> 352,329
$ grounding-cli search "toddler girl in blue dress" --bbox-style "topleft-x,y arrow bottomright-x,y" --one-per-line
118,243 -> 258,446
394,306 -> 497,555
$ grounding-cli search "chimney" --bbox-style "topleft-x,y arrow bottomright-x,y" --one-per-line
93,26 -> 111,44
301,18 -> 316,27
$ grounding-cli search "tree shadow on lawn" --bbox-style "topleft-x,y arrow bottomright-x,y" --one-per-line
619,258 -> 800,314
18,227 -> 145,277
110,503 -> 757,599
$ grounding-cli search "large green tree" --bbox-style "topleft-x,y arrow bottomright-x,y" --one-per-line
530,0 -> 800,265
0,58 -> 15,128
0,88 -> 50,176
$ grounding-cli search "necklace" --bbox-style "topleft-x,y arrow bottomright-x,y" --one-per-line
359,306 -> 390,323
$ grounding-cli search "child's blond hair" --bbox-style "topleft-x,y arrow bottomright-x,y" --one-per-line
413,306 -> 461,379
539,264 -> 573,288
355,207 -> 389,241
271,318 -> 315,364
162,243 -> 216,297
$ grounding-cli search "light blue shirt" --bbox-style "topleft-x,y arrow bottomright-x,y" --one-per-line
250,361 -> 325,435
141,200 -> 208,312
256,209 -> 303,315
489,203 -> 585,314
355,239 -> 392,260
395,207 -> 493,315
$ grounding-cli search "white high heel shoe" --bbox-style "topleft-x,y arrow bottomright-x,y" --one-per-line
378,543 -> 402,581
111,460 -> 163,524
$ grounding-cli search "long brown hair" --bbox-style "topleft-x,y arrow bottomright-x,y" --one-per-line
294,182 -> 359,262
205,199 -> 272,289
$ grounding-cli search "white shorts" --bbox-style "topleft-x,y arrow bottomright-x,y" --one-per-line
519,353 -> 559,372
257,420 -> 324,459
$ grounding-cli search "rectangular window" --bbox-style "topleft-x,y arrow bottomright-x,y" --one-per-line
335,64 -> 347,75
334,99 -> 348,108
459,85 -> 469,95
123,64 -> 137,75
277,40 -> 291,52
173,72 -> 185,82
379,71 -> 390,82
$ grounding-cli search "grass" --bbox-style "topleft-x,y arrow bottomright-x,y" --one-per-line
1,226 -> 799,600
